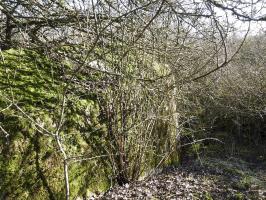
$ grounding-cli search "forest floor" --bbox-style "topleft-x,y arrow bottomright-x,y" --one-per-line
95,157 -> 266,200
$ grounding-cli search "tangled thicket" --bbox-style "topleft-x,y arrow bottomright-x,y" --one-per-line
0,0 -> 265,199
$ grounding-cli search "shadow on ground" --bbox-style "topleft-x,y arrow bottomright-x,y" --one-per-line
96,157 -> 266,200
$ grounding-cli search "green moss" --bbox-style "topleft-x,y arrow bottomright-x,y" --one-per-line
233,192 -> 245,200
0,49 -> 106,199
204,192 -> 213,200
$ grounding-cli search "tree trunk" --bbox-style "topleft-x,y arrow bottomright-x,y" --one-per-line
64,160 -> 70,200
3,15 -> 12,50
